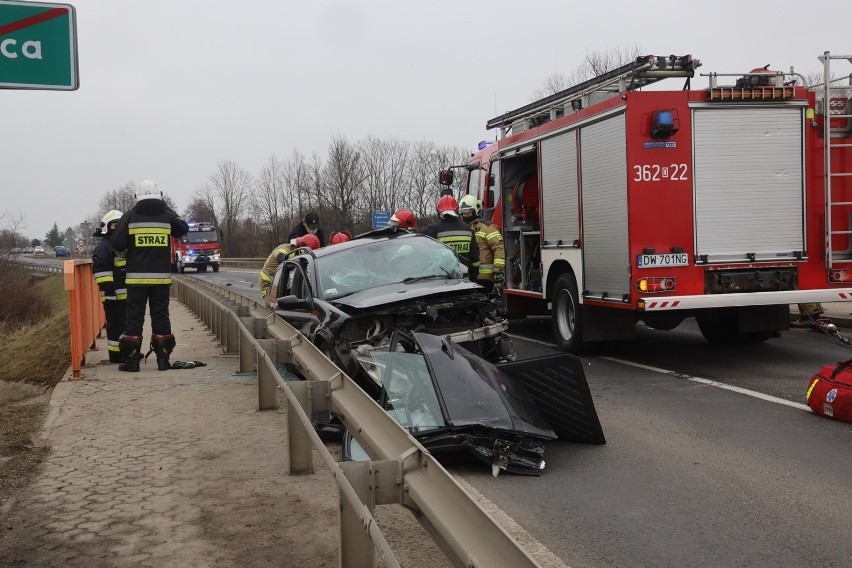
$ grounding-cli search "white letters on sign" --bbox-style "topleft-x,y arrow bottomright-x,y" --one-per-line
0,39 -> 43,60
633,163 -> 689,182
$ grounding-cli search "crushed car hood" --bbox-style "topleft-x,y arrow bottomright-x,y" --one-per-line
331,279 -> 483,310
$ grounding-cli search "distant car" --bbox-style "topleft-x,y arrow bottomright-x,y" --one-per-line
10,247 -> 21,255
24,247 -> 34,254
54,246 -> 70,257
33,246 -> 45,256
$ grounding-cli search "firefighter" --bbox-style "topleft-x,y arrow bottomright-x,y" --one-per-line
110,180 -> 189,372
258,233 -> 321,301
792,303 -> 825,328
92,210 -> 127,363
288,211 -> 326,247
459,195 -> 505,293
329,231 -> 352,245
387,209 -> 417,231
420,195 -> 479,281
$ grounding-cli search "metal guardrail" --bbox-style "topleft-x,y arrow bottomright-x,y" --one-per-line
62,259 -> 105,379
173,276 -> 546,568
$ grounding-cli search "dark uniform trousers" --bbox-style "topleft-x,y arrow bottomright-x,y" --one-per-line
125,286 -> 172,337
104,300 -> 127,352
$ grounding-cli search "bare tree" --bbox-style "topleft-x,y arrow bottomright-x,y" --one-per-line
358,135 -> 410,214
532,45 -> 644,99
184,195 -> 217,224
252,154 -> 288,245
98,182 -> 137,215
321,136 -> 364,232
202,160 -> 253,255
6,211 -> 27,248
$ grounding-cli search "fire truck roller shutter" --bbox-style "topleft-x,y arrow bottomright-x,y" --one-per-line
541,131 -> 580,247
580,114 -> 629,300
693,107 -> 805,263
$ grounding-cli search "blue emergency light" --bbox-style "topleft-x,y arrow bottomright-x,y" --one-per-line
650,109 -> 678,139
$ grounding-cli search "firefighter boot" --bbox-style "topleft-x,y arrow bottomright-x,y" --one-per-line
151,334 -> 176,371
118,335 -> 143,372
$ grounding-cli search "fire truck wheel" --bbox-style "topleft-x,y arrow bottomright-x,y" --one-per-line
212,264 -> 220,273
171,261 -> 178,273
551,272 -> 583,352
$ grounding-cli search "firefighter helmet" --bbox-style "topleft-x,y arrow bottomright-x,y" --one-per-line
135,180 -> 163,202
458,195 -> 482,219
294,233 -> 321,250
436,195 -> 459,217
389,209 -> 417,230
101,210 -> 123,228
329,231 -> 352,245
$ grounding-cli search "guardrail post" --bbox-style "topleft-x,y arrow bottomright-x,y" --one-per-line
286,380 -> 314,474
257,339 -> 277,410
225,311 -> 239,354
239,317 -> 256,373
339,461 -> 375,568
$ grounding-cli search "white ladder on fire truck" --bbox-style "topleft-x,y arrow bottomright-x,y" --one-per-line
821,52 -> 852,274
486,54 -> 701,136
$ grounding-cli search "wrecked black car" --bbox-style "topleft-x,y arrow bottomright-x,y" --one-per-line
343,330 -> 606,476
270,230 -> 514,396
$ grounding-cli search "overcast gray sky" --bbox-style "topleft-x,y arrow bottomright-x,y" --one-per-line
1,0 -> 847,240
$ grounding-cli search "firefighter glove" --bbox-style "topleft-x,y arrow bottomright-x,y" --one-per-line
494,272 -> 505,284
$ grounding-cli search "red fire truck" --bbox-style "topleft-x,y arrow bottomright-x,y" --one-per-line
171,221 -> 221,273
443,52 -> 852,352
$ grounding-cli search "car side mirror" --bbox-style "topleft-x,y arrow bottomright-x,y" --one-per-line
277,295 -> 310,310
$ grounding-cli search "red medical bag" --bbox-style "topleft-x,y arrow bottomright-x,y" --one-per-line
807,359 -> 852,423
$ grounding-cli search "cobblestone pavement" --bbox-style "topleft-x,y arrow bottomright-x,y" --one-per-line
0,300 -> 341,567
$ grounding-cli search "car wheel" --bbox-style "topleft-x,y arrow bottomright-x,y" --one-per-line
179,264 -> 186,274
212,263 -> 219,273
551,272 -> 583,353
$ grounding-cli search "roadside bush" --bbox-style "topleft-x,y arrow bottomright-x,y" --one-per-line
0,258 -> 52,335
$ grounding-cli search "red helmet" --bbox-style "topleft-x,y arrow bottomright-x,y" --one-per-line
294,233 -> 321,250
330,231 -> 352,245
390,209 -> 417,229
436,195 -> 459,217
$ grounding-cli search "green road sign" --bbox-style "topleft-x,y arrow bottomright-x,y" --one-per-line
0,1 -> 77,90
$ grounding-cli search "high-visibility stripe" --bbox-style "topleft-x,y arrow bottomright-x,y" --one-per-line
126,277 -> 172,285
129,227 -> 171,235
128,222 -> 171,230
114,258 -> 126,267
127,272 -> 171,279
806,378 -> 819,401
95,274 -> 114,284
486,232 -> 502,242
494,258 -> 506,266
259,271 -> 272,283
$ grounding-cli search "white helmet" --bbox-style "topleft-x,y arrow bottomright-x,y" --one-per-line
101,209 -> 122,227
135,180 -> 163,202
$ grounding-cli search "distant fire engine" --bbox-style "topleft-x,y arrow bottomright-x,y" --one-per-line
171,221 -> 221,273
442,52 -> 852,352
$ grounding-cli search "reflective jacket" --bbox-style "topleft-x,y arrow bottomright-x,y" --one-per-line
92,233 -> 127,301
259,243 -> 295,299
420,216 -> 480,280
111,200 -> 188,286
469,219 -> 505,281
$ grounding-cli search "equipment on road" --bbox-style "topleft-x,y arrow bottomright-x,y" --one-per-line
171,221 -> 222,274
443,52 -> 852,352
807,359 -> 852,423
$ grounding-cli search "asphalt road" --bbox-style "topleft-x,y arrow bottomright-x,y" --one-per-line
49,263 -> 852,567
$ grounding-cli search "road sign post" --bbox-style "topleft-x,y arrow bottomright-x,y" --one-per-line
0,1 -> 78,90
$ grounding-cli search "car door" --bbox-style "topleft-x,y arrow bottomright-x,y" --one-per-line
274,258 -> 320,338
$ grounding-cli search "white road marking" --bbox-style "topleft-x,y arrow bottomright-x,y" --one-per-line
602,356 -> 811,411
506,334 -> 810,411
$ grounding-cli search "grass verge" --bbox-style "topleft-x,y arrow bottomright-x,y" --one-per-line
1,273 -> 72,512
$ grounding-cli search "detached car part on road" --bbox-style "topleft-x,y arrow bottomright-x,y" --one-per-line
343,330 -> 606,475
